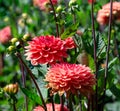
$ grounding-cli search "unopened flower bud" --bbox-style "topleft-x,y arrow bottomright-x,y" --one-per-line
8,46 -> 15,52
56,5 -> 62,13
69,0 -> 77,7
11,38 -> 18,44
3,83 -> 18,95
22,13 -> 28,19
77,50 -> 89,66
4,17 -> 9,22
23,33 -> 31,41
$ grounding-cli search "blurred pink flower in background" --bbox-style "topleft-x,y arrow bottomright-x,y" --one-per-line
33,0 -> 58,11
97,2 -> 120,25
45,63 -> 96,97
25,36 -> 75,65
0,26 -> 11,44
33,103 -> 69,111
88,0 -> 96,4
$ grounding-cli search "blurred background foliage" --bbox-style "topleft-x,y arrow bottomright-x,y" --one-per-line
0,0 -> 120,111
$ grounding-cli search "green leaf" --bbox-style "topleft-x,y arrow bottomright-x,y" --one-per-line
61,22 -> 79,39
110,85 -> 120,100
20,87 -> 42,105
108,57 -> 118,68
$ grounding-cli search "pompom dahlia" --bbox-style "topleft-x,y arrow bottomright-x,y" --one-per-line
0,26 -> 11,44
33,0 -> 58,11
33,103 -> 69,111
97,2 -> 120,25
25,35 -> 72,65
45,63 -> 96,97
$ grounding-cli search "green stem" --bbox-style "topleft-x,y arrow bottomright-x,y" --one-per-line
15,52 -> 47,111
49,0 -> 59,37
102,0 -> 113,110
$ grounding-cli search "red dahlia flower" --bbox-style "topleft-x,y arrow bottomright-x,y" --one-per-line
25,36 -> 75,65
33,0 -> 58,11
0,26 -> 11,44
97,2 -> 120,25
45,63 -> 96,97
33,103 -> 69,111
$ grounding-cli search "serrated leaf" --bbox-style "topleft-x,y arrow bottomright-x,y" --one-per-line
20,87 -> 42,105
61,22 -> 79,39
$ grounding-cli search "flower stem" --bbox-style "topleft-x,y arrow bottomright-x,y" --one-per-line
50,95 -> 55,111
102,0 -> 113,109
60,95 -> 64,111
91,2 -> 97,111
19,61 -> 28,111
0,53 -> 4,75
15,52 -> 47,111
49,0 -> 59,37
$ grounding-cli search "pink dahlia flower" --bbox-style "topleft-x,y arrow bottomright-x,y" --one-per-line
64,37 -> 76,49
0,26 -> 11,44
33,0 -> 58,11
97,2 -> 120,25
45,63 -> 96,97
25,35 -> 69,65
33,103 -> 69,111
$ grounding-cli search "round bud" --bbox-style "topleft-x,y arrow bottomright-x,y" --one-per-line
8,46 -> 15,52
69,0 -> 77,7
56,5 -> 62,13
3,83 -> 18,95
23,33 -> 30,41
22,13 -> 28,19
11,38 -> 18,44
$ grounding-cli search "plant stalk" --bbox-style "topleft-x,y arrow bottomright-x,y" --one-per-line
16,52 -> 47,111
91,1 -> 97,110
49,0 -> 59,37
102,0 -> 113,109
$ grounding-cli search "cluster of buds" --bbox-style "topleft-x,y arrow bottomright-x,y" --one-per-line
3,83 -> 18,95
7,34 -> 31,53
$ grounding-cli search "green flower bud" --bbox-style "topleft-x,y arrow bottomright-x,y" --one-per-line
3,83 -> 18,95
8,46 -> 15,52
11,38 -> 18,44
22,33 -> 30,41
69,0 -> 77,7
56,5 -> 62,13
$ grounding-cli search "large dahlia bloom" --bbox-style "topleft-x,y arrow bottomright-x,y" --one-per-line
25,36 -> 75,65
97,2 -> 120,25
33,0 -> 58,11
33,103 -> 69,111
45,63 -> 96,97
0,26 -> 11,44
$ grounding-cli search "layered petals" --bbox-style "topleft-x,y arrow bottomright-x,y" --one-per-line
25,36 -> 76,65
33,103 -> 69,111
97,2 -> 120,25
45,63 -> 96,97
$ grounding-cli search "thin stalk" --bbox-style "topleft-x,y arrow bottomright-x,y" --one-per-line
13,99 -> 17,111
0,53 -> 4,75
91,1 -> 97,110
49,0 -> 59,37
102,0 -> 113,109
78,94 -> 82,111
50,95 -> 55,111
60,96 -> 64,111
19,61 -> 28,111
15,52 -> 47,111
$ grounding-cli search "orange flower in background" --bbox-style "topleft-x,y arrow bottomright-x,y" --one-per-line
25,36 -> 75,65
33,103 -> 69,111
88,0 -> 96,4
97,2 -> 120,25
45,63 -> 96,97
33,0 -> 58,11
0,26 -> 11,44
